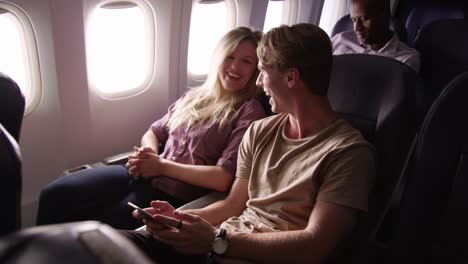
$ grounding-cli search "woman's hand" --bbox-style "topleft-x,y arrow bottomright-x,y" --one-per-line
150,210 -> 218,255
127,146 -> 141,176
127,146 -> 165,178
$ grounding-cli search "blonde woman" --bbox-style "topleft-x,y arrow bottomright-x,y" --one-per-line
37,27 -> 266,229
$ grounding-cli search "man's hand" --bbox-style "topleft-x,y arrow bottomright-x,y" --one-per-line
151,210 -> 218,255
134,200 -> 180,232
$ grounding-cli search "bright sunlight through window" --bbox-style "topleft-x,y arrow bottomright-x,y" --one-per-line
319,0 -> 349,36
263,0 -> 284,32
87,3 -> 153,96
0,11 -> 30,104
187,1 -> 229,76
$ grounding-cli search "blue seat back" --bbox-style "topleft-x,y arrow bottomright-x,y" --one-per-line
328,54 -> 423,247
414,19 -> 468,109
405,5 -> 464,46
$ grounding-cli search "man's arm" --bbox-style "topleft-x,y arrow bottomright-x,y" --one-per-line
183,177 -> 249,226
156,162 -> 235,192
226,201 -> 357,264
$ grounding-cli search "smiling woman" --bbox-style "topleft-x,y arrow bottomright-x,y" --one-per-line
218,40 -> 258,94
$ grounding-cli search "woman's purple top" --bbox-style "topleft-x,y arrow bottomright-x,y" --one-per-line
150,97 -> 266,202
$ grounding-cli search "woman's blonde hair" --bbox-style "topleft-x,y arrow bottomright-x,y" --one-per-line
167,27 -> 262,131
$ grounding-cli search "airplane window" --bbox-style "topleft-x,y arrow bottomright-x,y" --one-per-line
319,0 -> 349,36
86,1 -> 155,98
0,6 -> 41,115
263,0 -> 284,32
187,0 -> 233,77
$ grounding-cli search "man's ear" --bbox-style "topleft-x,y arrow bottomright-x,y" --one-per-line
287,68 -> 300,88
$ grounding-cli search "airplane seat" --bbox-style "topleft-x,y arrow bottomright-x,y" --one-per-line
0,123 -> 22,237
331,14 -> 408,43
331,15 -> 354,37
255,91 -> 274,117
0,221 -> 152,264
0,72 -> 25,142
405,5 -> 464,46
389,17 -> 408,44
380,72 -> 468,263
326,54 -> 423,263
413,19 -> 468,112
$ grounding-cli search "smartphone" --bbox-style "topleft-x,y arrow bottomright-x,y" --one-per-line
127,202 -> 154,222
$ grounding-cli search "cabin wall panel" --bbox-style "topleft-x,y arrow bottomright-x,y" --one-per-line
4,0 -> 186,227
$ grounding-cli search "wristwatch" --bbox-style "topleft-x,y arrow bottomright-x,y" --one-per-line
212,228 -> 229,255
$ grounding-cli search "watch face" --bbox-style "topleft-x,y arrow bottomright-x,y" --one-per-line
213,237 -> 228,254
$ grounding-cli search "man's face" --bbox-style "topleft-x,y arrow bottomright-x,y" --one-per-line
350,0 -> 383,45
256,62 -> 289,114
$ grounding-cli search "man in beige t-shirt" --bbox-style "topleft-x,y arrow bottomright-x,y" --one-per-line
220,114 -> 373,235
127,24 -> 376,264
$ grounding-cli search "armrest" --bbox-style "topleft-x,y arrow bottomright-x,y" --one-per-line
135,191 -> 227,231
177,191 -> 227,210
103,143 -> 165,166
102,151 -> 134,165
63,151 -> 132,174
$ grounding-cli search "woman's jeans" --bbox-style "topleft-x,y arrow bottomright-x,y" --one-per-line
36,165 -> 185,229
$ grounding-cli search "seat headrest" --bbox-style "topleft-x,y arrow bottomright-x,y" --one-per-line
406,5 -> 464,46
414,19 -> 468,104
329,54 -> 423,227
0,221 -> 152,264
0,73 -> 25,141
0,123 -> 21,236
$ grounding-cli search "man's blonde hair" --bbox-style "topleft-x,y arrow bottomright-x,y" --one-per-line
257,23 -> 332,96
168,27 -> 262,131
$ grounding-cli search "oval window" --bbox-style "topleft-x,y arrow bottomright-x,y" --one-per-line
86,1 -> 155,98
187,0 -> 234,77
0,5 -> 41,115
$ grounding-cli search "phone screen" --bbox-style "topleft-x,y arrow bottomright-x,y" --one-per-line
127,202 -> 154,221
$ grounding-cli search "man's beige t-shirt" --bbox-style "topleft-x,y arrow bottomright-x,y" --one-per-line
221,113 -> 376,233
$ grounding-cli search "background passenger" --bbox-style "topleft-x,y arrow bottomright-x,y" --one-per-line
332,0 -> 420,72
36,27 -> 266,229
121,23 -> 375,263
